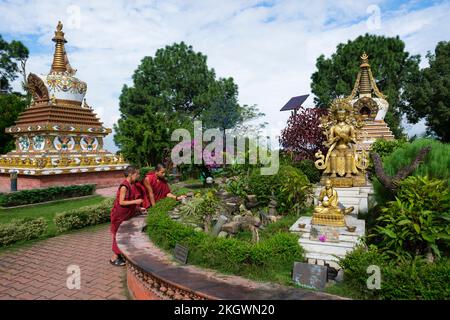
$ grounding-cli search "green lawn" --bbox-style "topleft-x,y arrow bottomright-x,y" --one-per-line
0,195 -> 106,237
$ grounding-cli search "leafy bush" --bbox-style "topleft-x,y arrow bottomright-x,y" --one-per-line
373,138 -> 450,204
296,159 -> 321,184
147,197 -> 304,284
338,246 -> 450,300
225,176 -> 249,199
371,138 -> 407,159
0,184 -> 96,207
246,165 -> 311,213
370,176 -> 450,261
54,198 -> 114,232
0,217 -> 47,247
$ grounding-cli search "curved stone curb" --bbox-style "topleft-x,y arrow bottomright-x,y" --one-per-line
117,216 -> 347,300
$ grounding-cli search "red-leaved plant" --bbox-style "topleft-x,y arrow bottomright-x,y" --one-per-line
279,107 -> 327,162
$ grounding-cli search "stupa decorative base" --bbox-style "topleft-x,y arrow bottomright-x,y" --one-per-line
0,169 -> 126,192
289,216 -> 365,269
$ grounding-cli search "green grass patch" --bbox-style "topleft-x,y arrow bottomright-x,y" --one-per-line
0,195 -> 106,238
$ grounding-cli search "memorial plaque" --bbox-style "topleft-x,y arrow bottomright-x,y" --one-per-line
174,243 -> 189,264
292,262 -> 327,290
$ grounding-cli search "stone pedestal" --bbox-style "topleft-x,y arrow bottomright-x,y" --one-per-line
313,184 -> 374,215
289,216 -> 365,269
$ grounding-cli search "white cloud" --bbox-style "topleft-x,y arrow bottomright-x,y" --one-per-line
1,0 -> 449,152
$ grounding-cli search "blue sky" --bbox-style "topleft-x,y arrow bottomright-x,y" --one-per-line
1,0 -> 449,152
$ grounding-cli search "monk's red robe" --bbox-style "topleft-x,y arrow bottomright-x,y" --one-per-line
133,181 -> 150,209
110,180 -> 138,255
146,171 -> 171,203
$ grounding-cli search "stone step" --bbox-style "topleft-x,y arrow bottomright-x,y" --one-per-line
290,217 -> 365,237
300,240 -> 357,257
362,126 -> 393,131
300,238 -> 356,247
305,252 -> 341,263
300,232 -> 360,243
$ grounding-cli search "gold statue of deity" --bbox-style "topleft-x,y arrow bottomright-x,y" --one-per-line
312,179 -> 353,227
315,98 -> 368,187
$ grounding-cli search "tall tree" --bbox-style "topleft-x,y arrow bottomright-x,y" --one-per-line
311,34 -> 421,138
0,93 -> 27,153
402,41 -> 450,142
114,42 -> 261,165
0,35 -> 29,93
0,35 -> 29,153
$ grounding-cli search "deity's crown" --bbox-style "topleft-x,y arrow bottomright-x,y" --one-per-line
330,97 -> 352,114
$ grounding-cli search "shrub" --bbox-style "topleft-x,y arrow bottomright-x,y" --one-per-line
373,138 -> 450,204
54,198 -> 114,232
246,165 -> 311,213
370,176 -> 450,261
0,217 -> 47,247
371,138 -> 407,159
338,246 -> 450,300
0,184 -> 96,207
225,175 -> 249,199
147,197 -> 304,284
296,159 -> 321,184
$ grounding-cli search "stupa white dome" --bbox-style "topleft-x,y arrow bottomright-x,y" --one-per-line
34,72 -> 87,103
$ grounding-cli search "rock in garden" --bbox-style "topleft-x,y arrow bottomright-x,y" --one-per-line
335,269 -> 344,282
225,202 -> 238,213
232,215 -> 242,222
221,221 -> 241,234
194,227 -> 203,232
218,231 -> 228,238
211,215 -> 228,236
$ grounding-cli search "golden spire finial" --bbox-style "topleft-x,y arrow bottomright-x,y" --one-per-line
50,21 -> 68,73
361,52 -> 368,61
360,52 -> 370,67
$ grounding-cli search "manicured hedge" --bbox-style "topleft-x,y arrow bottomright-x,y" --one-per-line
54,198 -> 114,232
0,184 -> 97,207
147,197 -> 304,284
338,246 -> 450,300
0,217 -> 47,247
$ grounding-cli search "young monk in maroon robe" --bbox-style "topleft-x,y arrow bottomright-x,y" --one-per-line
110,166 -> 143,266
143,164 -> 186,207
133,179 -> 151,210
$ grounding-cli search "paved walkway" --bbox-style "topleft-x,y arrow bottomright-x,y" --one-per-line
96,186 -> 116,197
0,225 -> 128,300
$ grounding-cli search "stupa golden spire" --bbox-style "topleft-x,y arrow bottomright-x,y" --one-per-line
348,52 -> 386,99
359,52 -> 371,95
50,21 -> 68,73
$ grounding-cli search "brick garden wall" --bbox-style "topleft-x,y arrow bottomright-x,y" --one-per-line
0,170 -> 125,193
